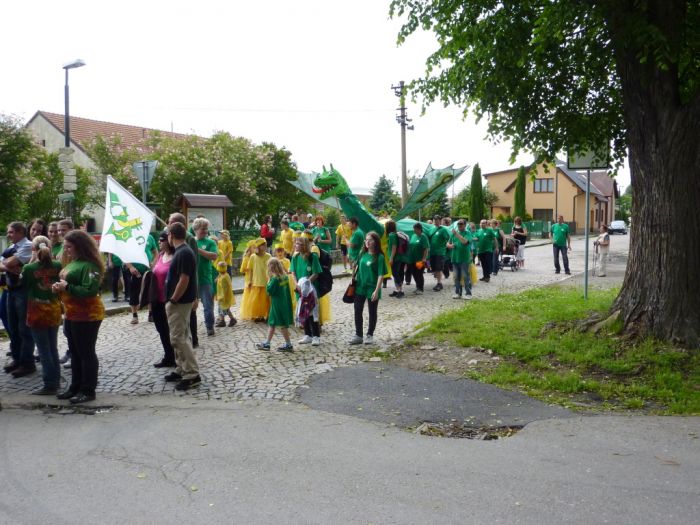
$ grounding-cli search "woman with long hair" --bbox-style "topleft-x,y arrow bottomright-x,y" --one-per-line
348,231 -> 386,345
21,235 -> 63,394
52,230 -> 105,404
151,230 -> 176,368
27,218 -> 48,241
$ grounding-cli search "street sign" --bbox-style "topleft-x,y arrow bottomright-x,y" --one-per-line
133,160 -> 158,204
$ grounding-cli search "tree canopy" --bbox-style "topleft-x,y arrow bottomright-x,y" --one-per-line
390,0 -> 700,345
86,131 -> 311,228
369,174 -> 402,216
514,166 -> 527,219
0,114 -> 98,226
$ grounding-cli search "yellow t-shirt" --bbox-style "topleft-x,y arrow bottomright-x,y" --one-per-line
336,223 -> 352,246
280,228 -> 294,254
249,252 -> 272,287
217,239 -> 233,266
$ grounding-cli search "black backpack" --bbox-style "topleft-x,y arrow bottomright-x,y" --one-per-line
317,249 -> 334,298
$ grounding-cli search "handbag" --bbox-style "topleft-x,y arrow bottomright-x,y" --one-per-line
342,266 -> 358,304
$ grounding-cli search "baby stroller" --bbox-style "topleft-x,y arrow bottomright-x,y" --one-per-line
499,237 -> 519,272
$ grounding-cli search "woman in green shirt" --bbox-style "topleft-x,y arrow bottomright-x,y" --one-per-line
407,223 -> 430,294
311,215 -> 332,254
21,235 -> 63,394
52,230 -> 105,404
348,232 -> 386,345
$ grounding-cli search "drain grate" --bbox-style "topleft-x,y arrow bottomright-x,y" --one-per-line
414,422 -> 523,440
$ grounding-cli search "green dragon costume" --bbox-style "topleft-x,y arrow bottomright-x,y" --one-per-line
312,165 -> 438,239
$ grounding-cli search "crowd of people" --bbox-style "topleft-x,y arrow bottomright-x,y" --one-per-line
3,208 -> 589,399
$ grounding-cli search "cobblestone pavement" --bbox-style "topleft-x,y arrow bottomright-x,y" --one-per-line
0,235 -> 629,401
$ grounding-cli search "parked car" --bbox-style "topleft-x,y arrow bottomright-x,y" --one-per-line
609,220 -> 628,234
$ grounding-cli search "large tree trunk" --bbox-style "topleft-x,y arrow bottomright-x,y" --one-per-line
606,0 -> 700,347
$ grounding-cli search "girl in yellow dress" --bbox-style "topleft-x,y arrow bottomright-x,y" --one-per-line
217,230 -> 234,275
305,231 -> 332,325
238,239 -> 257,320
246,238 -> 272,321
274,244 -> 297,313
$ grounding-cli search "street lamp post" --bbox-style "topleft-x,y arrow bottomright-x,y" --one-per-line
60,59 -> 85,219
63,59 -> 85,148
392,81 -> 414,207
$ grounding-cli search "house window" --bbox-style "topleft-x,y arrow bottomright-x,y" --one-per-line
533,178 -> 554,193
533,209 -> 553,222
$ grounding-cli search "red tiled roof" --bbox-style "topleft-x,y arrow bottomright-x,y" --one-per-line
30,110 -> 191,154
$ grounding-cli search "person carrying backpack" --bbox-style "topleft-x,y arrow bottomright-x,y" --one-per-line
385,220 -> 408,298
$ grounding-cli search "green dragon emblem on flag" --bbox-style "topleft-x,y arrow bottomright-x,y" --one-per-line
106,190 -> 145,244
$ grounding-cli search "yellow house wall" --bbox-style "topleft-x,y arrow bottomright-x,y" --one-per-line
486,163 -> 605,233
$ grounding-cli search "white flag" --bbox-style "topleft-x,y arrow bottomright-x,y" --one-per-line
99,176 -> 155,266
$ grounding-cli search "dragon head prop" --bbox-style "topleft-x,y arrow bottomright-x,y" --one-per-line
313,164 -> 351,199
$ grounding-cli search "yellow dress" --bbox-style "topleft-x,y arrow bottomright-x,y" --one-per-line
239,254 -> 253,319
310,245 -> 331,325
279,256 -> 297,313
216,271 -> 235,309
218,239 -> 233,267
247,252 -> 271,319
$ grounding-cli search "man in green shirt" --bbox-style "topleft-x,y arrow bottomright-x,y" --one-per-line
193,217 -> 219,336
475,219 -> 498,282
551,215 -> 571,275
447,219 -> 473,299
347,217 -> 365,266
428,215 -> 451,291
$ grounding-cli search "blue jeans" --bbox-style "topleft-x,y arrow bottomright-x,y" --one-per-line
31,326 -> 61,389
492,250 -> 500,275
199,282 -> 215,330
453,262 -> 471,296
7,289 -> 35,367
553,245 -> 570,273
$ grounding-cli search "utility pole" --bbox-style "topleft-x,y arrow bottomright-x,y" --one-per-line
392,81 -> 414,206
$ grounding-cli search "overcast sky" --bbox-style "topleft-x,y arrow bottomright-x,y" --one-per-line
1,0 -> 629,194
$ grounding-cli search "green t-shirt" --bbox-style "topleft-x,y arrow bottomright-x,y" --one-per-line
476,228 -> 496,254
196,237 -> 218,285
51,242 -> 63,260
110,253 -> 123,267
291,252 -> 322,295
289,221 -> 305,232
348,228 -> 365,263
551,223 -> 570,247
356,252 -> 387,300
408,232 -> 429,263
21,260 -> 62,303
450,230 -> 472,264
429,226 -> 451,257
387,232 -> 408,264
145,234 -> 158,264
312,226 -> 331,253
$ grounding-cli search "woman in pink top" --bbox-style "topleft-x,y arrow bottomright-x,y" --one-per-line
151,231 -> 175,368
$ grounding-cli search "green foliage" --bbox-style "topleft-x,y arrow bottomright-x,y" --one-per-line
421,189 -> 450,218
468,164 -> 484,223
0,115 -> 100,226
617,185 -> 632,222
0,114 -> 37,225
514,166 -> 526,219
86,131 -> 310,229
369,174 -> 401,216
324,208 -> 340,228
412,286 -> 700,414
453,181 -> 498,220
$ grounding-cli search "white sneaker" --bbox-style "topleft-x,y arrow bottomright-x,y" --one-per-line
348,335 -> 363,345
463,294 -> 473,300
452,294 -> 460,299
298,335 -> 312,344
363,335 -> 375,345
311,336 -> 320,346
